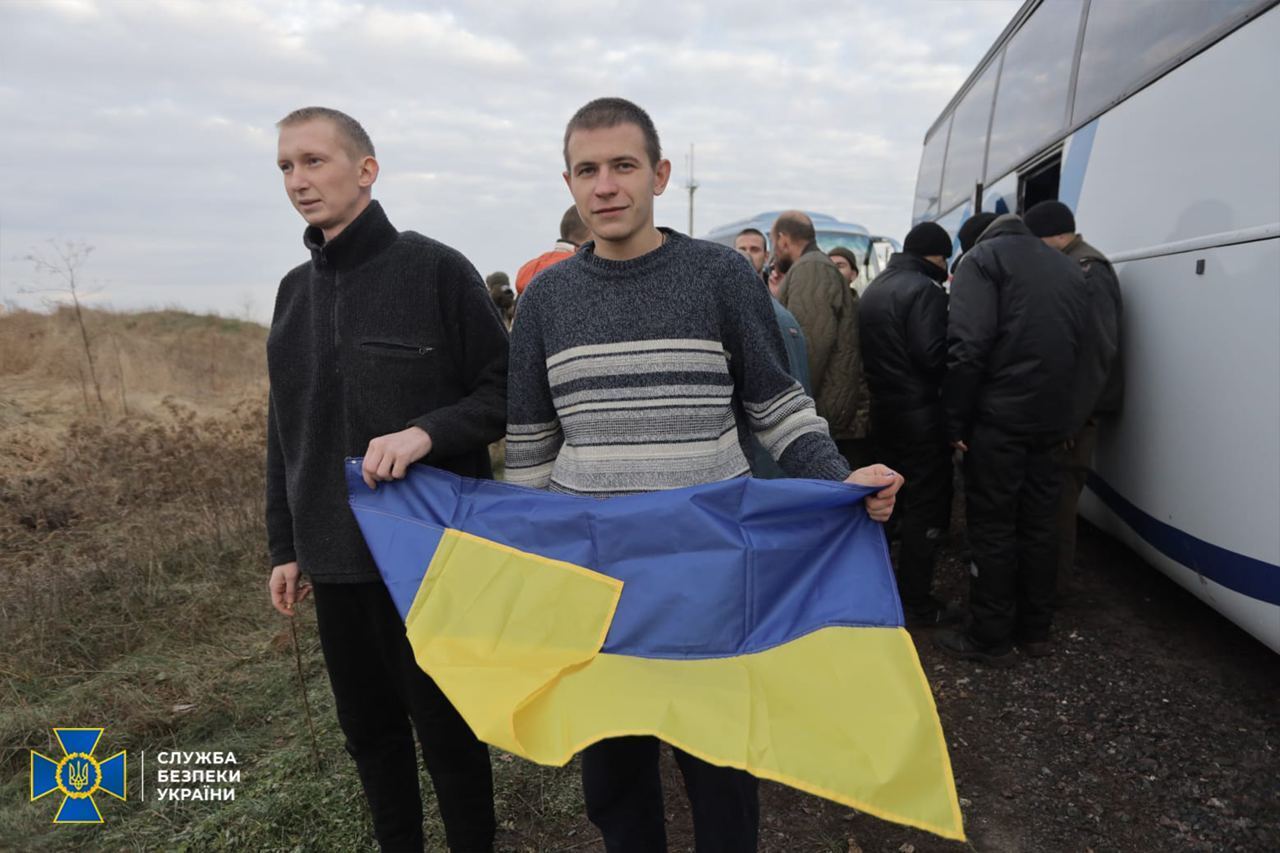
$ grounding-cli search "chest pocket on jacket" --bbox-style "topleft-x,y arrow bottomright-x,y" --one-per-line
359,339 -> 435,359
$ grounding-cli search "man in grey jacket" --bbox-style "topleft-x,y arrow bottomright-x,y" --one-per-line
771,211 -> 867,468
1025,200 -> 1124,599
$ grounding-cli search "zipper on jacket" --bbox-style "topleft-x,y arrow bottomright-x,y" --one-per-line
332,271 -> 341,355
360,340 -> 434,356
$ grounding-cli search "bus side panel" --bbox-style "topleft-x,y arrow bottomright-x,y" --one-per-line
1065,6 -> 1280,650
1074,6 -> 1280,256
1079,487 -> 1280,653
1081,237 -> 1280,652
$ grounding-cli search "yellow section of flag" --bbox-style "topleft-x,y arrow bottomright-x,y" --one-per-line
405,529 -> 964,840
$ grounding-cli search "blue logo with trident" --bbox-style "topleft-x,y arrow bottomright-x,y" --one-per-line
30,728 -> 126,823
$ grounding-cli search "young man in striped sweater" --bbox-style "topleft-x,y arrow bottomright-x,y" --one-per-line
505,97 -> 903,853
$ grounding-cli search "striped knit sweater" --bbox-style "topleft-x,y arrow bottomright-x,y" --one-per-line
506,229 -> 852,497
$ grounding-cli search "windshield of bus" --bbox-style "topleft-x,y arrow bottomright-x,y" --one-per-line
815,231 -> 870,256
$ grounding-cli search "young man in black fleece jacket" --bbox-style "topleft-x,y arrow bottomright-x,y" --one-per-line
267,107 -> 508,852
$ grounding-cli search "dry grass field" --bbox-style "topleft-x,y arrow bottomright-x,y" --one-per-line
0,307 -> 585,851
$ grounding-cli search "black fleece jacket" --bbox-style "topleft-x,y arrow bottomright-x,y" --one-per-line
265,201 -> 509,581
943,215 -> 1087,443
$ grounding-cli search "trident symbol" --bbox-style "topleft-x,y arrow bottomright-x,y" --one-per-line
67,759 -> 91,791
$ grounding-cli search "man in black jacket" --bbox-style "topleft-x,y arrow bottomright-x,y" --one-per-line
860,222 -> 958,626
267,107 -> 508,851
1025,200 -> 1124,599
935,214 -> 1087,665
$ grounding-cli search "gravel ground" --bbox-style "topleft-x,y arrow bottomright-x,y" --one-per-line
645,518 -> 1280,852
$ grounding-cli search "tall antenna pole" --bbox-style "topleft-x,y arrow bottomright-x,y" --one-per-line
686,143 -> 699,236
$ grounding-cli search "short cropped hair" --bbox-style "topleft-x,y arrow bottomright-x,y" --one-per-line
563,97 -> 662,168
277,106 -> 376,160
772,211 -> 816,244
560,205 -> 589,243
735,227 -> 767,248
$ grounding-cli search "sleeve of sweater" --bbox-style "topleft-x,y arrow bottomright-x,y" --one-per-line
719,254 -> 851,481
504,286 -> 563,489
943,252 -> 999,442
407,249 -> 510,459
264,390 -> 296,567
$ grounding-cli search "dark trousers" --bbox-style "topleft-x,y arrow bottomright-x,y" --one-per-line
1055,418 -> 1098,591
882,438 -> 953,615
313,581 -> 495,853
963,424 -> 1064,649
582,736 -> 759,853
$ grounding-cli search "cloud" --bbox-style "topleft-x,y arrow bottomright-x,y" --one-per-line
0,0 -> 1019,318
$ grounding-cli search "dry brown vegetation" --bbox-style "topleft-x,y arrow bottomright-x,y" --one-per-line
0,307 -> 579,851
0,305 -> 266,425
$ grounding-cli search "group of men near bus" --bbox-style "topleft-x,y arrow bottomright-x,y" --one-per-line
265,98 -> 1121,851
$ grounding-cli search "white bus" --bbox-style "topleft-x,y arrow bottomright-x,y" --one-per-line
913,0 -> 1280,651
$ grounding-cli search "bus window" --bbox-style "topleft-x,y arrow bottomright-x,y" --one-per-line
912,118 -> 950,222
938,57 -> 1000,214
1072,0 -> 1259,125
1017,151 -> 1062,214
985,0 -> 1084,185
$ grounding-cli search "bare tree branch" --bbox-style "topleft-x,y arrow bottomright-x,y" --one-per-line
22,239 -> 106,420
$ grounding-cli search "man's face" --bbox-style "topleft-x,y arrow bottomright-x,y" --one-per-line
564,123 -> 670,257
734,233 -> 768,273
770,229 -> 798,272
829,253 -> 855,284
277,119 -> 376,240
1040,233 -> 1074,252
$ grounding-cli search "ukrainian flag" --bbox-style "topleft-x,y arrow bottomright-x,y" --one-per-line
346,461 -> 964,840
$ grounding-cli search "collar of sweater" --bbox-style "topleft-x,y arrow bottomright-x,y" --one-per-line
578,227 -> 682,276
303,200 -> 399,272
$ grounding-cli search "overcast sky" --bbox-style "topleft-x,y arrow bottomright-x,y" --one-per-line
0,0 -> 1018,321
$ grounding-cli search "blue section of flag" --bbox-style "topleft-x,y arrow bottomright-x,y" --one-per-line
99,753 -> 126,799
355,507 -> 445,620
347,462 -> 902,659
31,753 -> 58,799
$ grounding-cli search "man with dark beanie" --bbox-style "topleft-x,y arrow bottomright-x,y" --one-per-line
507,96 -> 904,853
268,107 -> 507,851
957,211 -> 998,256
935,213 -> 1088,666
827,246 -> 859,286
1024,200 -> 1123,600
860,221 -> 961,627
